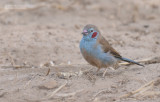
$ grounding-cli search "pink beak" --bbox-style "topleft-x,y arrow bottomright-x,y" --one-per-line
82,29 -> 88,35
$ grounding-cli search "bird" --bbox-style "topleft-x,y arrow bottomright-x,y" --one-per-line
80,24 -> 144,74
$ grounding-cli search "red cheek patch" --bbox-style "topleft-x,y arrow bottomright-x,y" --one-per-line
91,32 -> 97,38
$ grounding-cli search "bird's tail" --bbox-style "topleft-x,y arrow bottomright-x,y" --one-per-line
119,57 -> 144,67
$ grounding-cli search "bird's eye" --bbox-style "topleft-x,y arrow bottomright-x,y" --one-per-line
90,30 -> 93,32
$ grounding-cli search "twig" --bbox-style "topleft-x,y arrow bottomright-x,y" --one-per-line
140,91 -> 160,97
46,68 -> 50,76
48,81 -> 67,98
92,89 -> 113,101
55,89 -> 83,97
120,78 -> 160,99
23,74 -> 37,89
57,68 -> 92,79
93,89 -> 110,98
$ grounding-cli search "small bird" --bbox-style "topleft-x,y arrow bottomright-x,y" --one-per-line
80,24 -> 144,73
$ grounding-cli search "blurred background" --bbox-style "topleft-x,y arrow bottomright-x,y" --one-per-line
0,0 -> 160,66
0,1 -> 160,102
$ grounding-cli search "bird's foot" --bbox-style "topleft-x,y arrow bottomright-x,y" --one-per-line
102,69 -> 108,77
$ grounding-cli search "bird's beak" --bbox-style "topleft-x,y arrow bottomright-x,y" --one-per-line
81,32 -> 88,35
81,30 -> 88,35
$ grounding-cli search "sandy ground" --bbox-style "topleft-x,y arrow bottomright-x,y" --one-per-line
0,0 -> 160,102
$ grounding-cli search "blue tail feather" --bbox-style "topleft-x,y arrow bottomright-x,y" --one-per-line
119,57 -> 144,67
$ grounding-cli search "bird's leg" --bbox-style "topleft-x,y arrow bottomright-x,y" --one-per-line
96,67 -> 100,73
95,67 -> 100,75
102,69 -> 108,77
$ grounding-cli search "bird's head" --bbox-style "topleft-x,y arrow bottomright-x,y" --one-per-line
81,24 -> 100,40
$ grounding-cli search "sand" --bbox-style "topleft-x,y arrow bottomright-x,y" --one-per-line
0,0 -> 160,102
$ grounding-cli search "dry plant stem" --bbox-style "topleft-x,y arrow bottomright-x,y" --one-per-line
46,68 -> 50,76
93,89 -> 109,98
120,78 -> 160,99
55,89 -> 83,97
141,91 -> 160,97
48,81 -> 67,98
120,81 -> 154,98
23,74 -> 37,89
102,69 -> 108,77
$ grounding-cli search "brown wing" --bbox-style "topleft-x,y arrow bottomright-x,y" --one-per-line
98,35 -> 122,58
